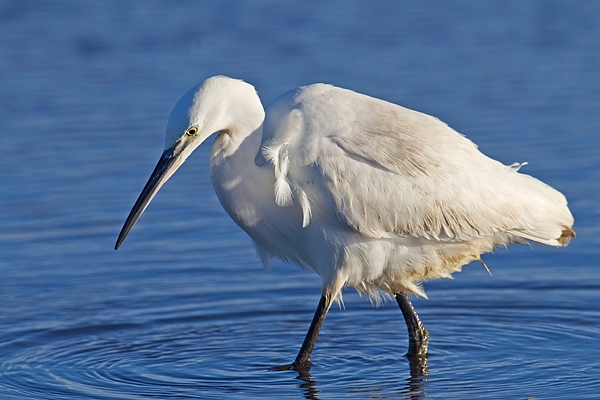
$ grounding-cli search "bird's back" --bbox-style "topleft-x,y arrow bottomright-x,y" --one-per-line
258,83 -> 574,297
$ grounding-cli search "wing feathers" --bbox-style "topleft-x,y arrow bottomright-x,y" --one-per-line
263,141 -> 312,226
261,84 -> 574,246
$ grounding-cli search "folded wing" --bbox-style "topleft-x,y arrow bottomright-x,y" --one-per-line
261,84 -> 574,247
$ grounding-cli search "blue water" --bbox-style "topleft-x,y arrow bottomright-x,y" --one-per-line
1,1 -> 599,398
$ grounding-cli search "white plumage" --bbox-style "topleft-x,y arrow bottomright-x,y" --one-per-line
116,75 -> 574,369
212,78 -> 573,299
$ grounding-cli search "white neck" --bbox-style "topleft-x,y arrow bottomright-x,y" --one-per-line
208,126 -> 275,233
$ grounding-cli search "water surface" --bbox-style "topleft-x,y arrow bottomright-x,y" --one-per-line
1,1 -> 599,399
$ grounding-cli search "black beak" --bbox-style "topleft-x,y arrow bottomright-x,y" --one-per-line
115,146 -> 183,250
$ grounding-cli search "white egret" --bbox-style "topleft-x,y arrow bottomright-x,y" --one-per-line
115,76 -> 575,370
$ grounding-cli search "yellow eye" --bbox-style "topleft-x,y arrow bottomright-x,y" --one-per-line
185,126 -> 198,136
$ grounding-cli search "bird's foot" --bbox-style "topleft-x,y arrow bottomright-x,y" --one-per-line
273,363 -> 293,371
273,360 -> 312,373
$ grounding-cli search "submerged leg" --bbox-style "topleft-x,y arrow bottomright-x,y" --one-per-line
293,294 -> 333,370
395,291 -> 429,357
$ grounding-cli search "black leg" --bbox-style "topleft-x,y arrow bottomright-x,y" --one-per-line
395,291 -> 429,357
293,294 -> 332,370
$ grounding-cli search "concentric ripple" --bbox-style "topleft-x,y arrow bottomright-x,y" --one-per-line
1,280 -> 600,399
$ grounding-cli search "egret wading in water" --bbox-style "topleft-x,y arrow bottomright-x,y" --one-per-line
115,76 -> 575,370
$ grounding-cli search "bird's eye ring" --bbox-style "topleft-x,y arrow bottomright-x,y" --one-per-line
185,126 -> 198,136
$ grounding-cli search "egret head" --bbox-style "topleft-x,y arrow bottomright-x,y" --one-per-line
115,76 -> 264,249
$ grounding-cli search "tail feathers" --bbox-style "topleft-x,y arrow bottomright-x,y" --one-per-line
558,226 -> 576,246
499,168 -> 575,248
512,225 -> 575,247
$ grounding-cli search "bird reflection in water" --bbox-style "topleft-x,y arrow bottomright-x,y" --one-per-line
284,354 -> 429,400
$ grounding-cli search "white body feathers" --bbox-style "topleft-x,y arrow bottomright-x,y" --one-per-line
205,77 -> 574,301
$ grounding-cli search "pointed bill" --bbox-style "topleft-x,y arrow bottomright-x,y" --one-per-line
115,145 -> 185,250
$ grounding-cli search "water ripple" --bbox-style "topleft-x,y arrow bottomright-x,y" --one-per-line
1,1 -> 599,398
1,290 -> 599,399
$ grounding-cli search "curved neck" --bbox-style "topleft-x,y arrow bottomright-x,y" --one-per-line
208,125 -> 275,233
209,125 -> 263,168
